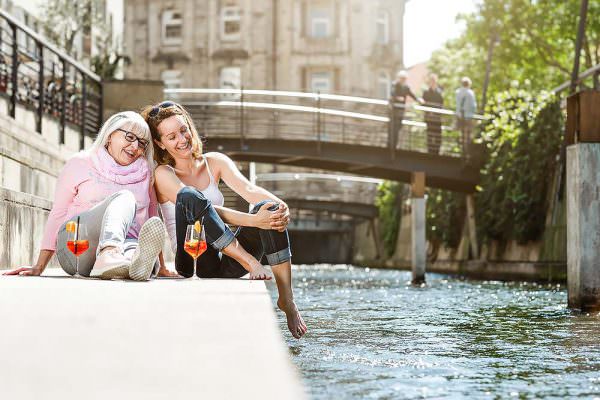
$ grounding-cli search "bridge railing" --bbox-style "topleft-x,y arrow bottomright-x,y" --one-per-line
0,10 -> 102,149
256,173 -> 380,205
166,88 -> 486,158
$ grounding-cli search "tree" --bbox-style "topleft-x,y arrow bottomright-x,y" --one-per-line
40,0 -> 97,56
429,0 -> 600,107
423,0 -> 587,251
40,0 -> 127,79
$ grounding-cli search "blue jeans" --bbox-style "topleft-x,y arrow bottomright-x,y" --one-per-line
175,186 -> 292,278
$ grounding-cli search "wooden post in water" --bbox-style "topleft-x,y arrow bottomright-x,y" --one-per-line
566,90 -> 600,311
411,172 -> 426,284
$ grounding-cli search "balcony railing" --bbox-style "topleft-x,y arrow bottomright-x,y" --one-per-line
0,10 -> 102,149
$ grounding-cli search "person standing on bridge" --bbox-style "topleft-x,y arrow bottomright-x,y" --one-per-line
455,76 -> 477,158
422,73 -> 444,154
390,70 -> 424,150
142,101 -> 307,339
3,112 -> 175,280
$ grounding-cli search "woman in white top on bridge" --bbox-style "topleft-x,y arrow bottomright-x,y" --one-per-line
142,101 -> 307,339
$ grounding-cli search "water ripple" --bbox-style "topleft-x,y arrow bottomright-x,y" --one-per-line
268,265 -> 600,399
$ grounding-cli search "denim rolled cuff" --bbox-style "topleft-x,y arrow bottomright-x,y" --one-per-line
265,247 -> 292,265
210,228 -> 236,251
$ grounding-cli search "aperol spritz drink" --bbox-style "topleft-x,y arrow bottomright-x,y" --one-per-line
185,219 -> 207,278
66,218 -> 89,277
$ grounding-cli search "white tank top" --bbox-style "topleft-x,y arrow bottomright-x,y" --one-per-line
159,155 -> 225,253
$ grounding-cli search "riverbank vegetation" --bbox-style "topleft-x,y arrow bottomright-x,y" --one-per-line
376,0 -> 588,254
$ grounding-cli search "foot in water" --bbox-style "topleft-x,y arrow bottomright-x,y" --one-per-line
277,298 -> 307,339
249,264 -> 272,280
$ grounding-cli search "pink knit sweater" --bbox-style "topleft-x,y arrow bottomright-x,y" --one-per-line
40,148 -> 157,251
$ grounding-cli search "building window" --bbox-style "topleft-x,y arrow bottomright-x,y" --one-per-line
161,10 -> 183,45
308,6 -> 332,38
377,71 -> 391,99
376,10 -> 389,45
221,6 -> 241,41
310,71 -> 332,93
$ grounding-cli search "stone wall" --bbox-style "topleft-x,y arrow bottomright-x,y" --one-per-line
0,97 -> 89,269
355,183 -> 566,282
0,188 -> 56,268
352,220 -> 379,264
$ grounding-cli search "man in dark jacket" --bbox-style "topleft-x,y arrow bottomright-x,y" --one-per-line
422,73 -> 444,154
390,70 -> 423,149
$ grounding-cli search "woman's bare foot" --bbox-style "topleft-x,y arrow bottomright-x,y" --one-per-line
249,264 -> 272,280
277,298 -> 307,339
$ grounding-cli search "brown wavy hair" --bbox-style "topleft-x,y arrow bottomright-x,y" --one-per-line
140,101 -> 203,167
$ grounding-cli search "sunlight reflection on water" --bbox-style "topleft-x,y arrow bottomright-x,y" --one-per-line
269,264 -> 600,399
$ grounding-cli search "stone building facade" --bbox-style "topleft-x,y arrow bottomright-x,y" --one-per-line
123,0 -> 405,98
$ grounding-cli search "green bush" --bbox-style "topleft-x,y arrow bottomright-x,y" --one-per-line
376,88 -> 563,255
375,181 -> 404,257
475,89 -> 563,244
426,189 -> 466,249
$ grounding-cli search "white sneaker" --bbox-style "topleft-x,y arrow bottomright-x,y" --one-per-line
90,248 -> 130,280
129,217 -> 166,281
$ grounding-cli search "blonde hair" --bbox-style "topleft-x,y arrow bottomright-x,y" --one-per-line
89,111 -> 154,179
141,101 -> 203,167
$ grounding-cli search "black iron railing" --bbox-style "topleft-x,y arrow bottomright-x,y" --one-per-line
0,10 -> 102,149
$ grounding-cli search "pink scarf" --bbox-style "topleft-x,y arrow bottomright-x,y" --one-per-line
90,147 -> 150,185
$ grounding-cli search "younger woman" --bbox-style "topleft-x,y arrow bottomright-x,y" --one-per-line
143,102 -> 307,339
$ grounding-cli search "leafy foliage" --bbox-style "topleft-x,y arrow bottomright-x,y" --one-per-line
40,0 -> 126,79
40,0 -> 99,55
429,0 -> 600,109
426,189 -> 466,249
420,0 -> 579,251
375,181 -> 404,257
475,89 -> 563,244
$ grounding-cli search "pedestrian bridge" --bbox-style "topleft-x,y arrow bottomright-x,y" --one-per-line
256,172 -> 379,220
168,88 -> 486,192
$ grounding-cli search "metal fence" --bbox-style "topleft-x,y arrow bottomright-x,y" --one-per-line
0,10 -> 102,149
167,88 -> 486,158
256,173 -> 380,205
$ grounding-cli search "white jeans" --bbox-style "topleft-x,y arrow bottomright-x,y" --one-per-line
55,190 -> 158,277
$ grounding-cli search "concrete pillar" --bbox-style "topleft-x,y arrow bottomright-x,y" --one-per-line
567,143 -> 600,311
248,162 -> 256,211
411,172 -> 426,284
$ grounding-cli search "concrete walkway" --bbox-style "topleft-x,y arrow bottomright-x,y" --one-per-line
0,269 -> 306,400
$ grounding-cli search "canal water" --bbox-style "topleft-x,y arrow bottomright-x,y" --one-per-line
269,264 -> 600,399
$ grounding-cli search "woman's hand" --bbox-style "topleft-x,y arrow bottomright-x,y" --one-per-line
270,202 -> 290,232
3,266 -> 42,276
253,202 -> 290,231
157,266 -> 180,278
253,203 -> 276,230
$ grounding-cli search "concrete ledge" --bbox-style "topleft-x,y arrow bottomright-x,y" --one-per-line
0,270 -> 306,400
0,186 -> 53,209
360,258 -> 567,283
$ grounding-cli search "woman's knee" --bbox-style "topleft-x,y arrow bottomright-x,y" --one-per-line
111,189 -> 136,203
250,200 -> 279,215
108,189 -> 137,217
177,186 -> 211,207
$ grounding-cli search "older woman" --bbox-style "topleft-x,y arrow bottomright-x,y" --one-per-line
4,111 -> 170,280
142,101 -> 307,339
